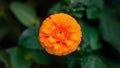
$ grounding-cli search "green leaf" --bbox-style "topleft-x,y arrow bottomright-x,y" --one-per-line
0,50 -> 11,68
67,54 -> 81,68
99,6 -> 120,53
49,2 -> 84,18
70,12 -> 83,18
100,55 -> 120,68
10,2 -> 36,27
80,41 -> 92,53
109,0 -> 120,12
67,54 -> 76,68
79,21 -> 101,50
88,28 -> 101,50
19,26 -> 43,50
68,60 -> 81,68
77,0 -> 103,19
78,0 -> 103,9
86,7 -> 100,19
49,2 -> 62,14
15,48 -> 52,66
31,50 -> 52,65
0,26 -> 8,40
66,3 -> 84,18
6,47 -> 32,68
81,55 -> 106,68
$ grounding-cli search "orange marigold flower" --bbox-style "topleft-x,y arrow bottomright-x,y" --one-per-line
39,13 -> 82,56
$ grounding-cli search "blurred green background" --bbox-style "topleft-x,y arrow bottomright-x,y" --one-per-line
0,0 -> 120,68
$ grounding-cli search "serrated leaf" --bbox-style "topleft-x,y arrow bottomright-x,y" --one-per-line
6,47 -> 32,68
10,2 -> 36,27
19,26 -> 43,50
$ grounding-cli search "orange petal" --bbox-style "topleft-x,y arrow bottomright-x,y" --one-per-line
39,13 -> 82,56
48,36 -> 56,43
66,40 -> 73,46
45,47 -> 53,54
42,28 -> 49,34
54,44 -> 60,50
70,33 -> 81,40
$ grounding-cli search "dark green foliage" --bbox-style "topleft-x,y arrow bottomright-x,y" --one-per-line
19,26 -> 43,50
0,0 -> 120,68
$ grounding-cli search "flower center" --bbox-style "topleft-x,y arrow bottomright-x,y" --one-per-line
59,31 -> 62,34
55,30 -> 65,39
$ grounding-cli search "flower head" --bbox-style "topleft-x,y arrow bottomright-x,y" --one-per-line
39,13 -> 82,56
